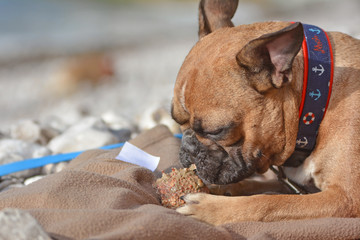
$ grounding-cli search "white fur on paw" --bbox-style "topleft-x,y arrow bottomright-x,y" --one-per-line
183,193 -> 206,203
176,204 -> 193,215
176,193 -> 205,215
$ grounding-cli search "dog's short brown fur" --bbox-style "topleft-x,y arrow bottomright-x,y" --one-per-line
172,0 -> 360,224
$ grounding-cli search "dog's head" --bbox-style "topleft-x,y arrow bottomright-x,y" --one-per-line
172,2 -> 304,185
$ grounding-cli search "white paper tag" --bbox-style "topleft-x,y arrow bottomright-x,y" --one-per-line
115,142 -> 160,172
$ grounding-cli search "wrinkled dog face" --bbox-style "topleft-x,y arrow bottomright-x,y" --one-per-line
179,129 -> 258,185
172,22 -> 304,185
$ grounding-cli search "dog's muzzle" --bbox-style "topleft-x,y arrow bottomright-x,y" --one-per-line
179,129 -> 256,185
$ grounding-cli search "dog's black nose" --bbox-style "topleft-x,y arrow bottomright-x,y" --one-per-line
180,195 -> 185,201
181,129 -> 199,155
179,129 -> 199,168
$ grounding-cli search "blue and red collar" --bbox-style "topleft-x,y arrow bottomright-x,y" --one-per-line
284,23 -> 334,167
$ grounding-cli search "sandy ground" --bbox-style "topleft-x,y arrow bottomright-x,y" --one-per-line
0,0 -> 359,129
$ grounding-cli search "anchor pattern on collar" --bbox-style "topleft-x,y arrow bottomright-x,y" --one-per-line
295,23 -> 333,151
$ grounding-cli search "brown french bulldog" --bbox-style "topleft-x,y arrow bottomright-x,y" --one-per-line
171,0 -> 360,224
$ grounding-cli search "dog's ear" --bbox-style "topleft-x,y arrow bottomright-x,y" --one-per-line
236,22 -> 304,89
198,0 -> 238,39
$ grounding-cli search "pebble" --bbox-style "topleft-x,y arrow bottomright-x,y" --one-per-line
47,117 -> 119,153
0,139 -> 52,178
10,119 -> 42,143
110,128 -> 132,142
0,176 -> 24,191
0,208 -> 51,240
137,105 -> 181,134
42,162 -> 68,175
24,175 -> 45,186
45,104 -> 89,128
54,162 -> 68,173
101,110 -> 136,132
0,131 -> 6,139
0,139 -> 51,159
40,115 -> 69,134
39,126 -> 61,145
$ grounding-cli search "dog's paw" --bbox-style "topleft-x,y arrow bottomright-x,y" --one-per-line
176,193 -> 225,225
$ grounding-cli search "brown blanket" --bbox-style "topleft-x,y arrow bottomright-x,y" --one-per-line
0,125 -> 360,240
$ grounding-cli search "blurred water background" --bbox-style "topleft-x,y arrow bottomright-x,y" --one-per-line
0,0 -> 359,128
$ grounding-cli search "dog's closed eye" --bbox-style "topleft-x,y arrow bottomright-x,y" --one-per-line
203,128 -> 224,136
203,123 -> 236,141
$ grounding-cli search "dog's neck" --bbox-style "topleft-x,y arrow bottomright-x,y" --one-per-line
284,23 -> 334,167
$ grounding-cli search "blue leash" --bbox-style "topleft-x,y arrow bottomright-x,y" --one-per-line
0,134 -> 183,177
